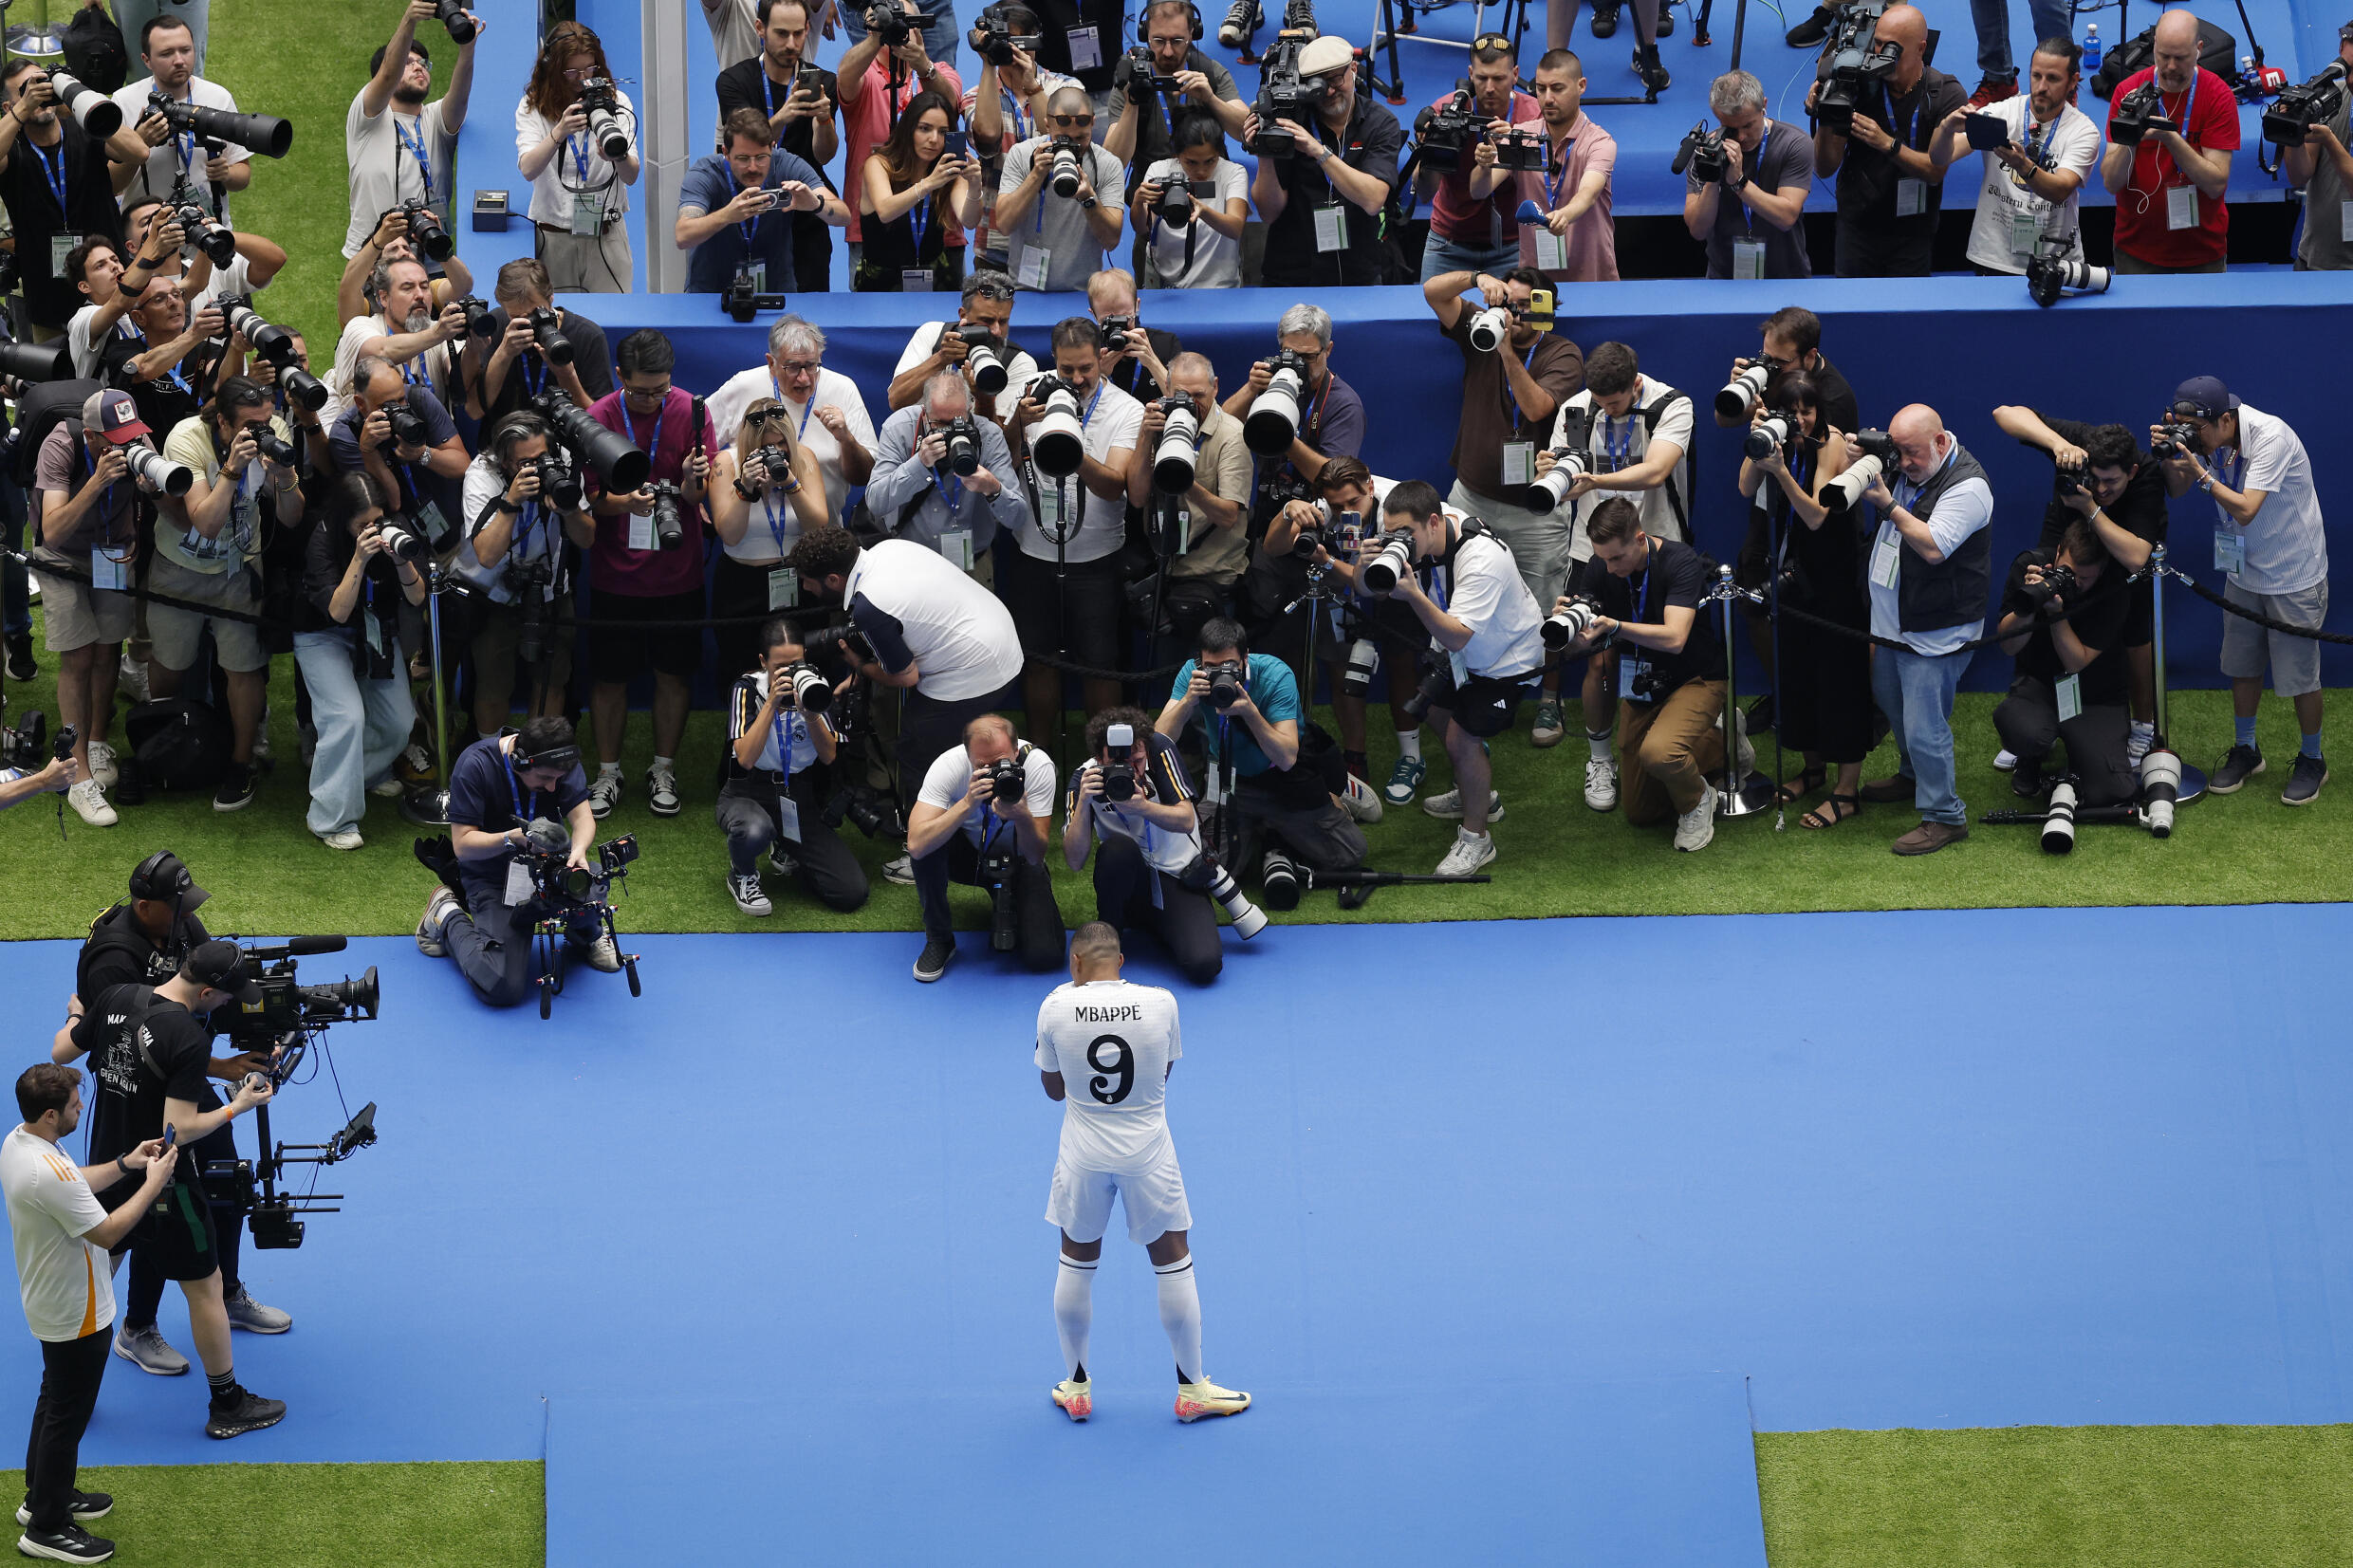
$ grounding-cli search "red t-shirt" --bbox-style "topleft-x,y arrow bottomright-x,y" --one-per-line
2106,65 -> 2240,267
1429,89 -> 1542,245
587,388 -> 716,597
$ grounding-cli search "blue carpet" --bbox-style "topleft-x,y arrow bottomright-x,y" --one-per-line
4,903 -> 2350,1559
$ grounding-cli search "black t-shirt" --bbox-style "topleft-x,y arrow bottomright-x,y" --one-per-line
445,732 -> 592,906
71,985 -> 213,1171
0,120 -> 127,330
475,306 -> 616,429
2003,546 -> 2131,707
77,901 -> 208,1001
1832,67 -> 1968,231
1106,326 -> 1180,400
111,338 -> 212,438
714,59 -> 841,174
1806,354 -> 1862,438
2025,411 -> 2169,553
1028,0 -> 1128,90
1581,537 -> 1723,698
1262,96 -> 1404,288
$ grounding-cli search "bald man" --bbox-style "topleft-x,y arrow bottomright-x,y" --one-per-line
2100,9 -> 2238,273
1853,404 -> 1993,856
1806,4 -> 1967,277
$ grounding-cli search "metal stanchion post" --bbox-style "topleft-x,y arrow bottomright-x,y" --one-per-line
2148,544 -> 2206,804
401,568 -> 454,826
1713,566 -> 1775,817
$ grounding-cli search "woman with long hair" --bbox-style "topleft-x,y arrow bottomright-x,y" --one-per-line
853,91 -> 979,293
1736,373 -> 1874,828
295,472 -> 428,850
709,394 -> 831,679
515,22 -> 641,292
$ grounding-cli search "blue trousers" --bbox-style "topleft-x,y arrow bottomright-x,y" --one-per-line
1871,642 -> 1973,826
1971,0 -> 2075,81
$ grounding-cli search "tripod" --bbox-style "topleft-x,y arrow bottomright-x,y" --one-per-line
400,565 -> 457,826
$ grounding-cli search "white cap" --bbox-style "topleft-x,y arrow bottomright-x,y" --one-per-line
1298,35 -> 1354,76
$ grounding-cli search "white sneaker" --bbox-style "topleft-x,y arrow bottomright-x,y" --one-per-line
317,828 -> 364,851
1992,748 -> 2017,773
1732,705 -> 1756,775
1435,827 -> 1496,876
367,777 -> 405,800
117,654 -> 150,705
1584,757 -> 1620,811
85,739 -> 118,789
579,932 -> 623,972
587,770 -> 622,818
1674,782 -> 1720,852
416,886 -> 459,957
2126,723 -> 2155,767
645,765 -> 682,817
1421,786 -> 1503,821
728,873 -> 773,916
65,778 -> 117,826
882,854 -> 915,885
1340,772 -> 1383,823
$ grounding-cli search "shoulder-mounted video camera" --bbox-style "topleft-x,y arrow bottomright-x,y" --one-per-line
2263,62 -> 2347,146
1814,0 -> 1899,138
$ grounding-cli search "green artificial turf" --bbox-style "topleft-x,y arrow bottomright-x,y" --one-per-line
1757,1425 -> 2353,1567
4,594 -> 2348,938
0,1460 -> 542,1565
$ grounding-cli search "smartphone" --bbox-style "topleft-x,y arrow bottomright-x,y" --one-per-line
944,128 -> 969,157
1963,112 -> 2010,153
161,1125 -> 177,1152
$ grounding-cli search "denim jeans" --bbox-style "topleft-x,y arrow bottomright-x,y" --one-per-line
1418,227 -> 1524,283
1872,642 -> 1973,825
839,0 -> 963,69
1972,0 -> 2075,81
294,629 -> 415,837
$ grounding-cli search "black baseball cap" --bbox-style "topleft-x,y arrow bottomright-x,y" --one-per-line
128,850 -> 209,912
184,940 -> 262,1005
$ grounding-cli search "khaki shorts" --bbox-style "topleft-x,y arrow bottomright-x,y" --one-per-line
28,547 -> 133,652
459,591 -> 575,713
145,553 -> 269,673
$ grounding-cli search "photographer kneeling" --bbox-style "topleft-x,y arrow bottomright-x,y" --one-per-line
1547,499 -> 1728,852
418,718 -> 621,1006
1992,521 -> 2134,805
905,714 -> 1063,983
1065,707 -> 1232,987
718,618 -> 869,918
1155,617 -> 1367,898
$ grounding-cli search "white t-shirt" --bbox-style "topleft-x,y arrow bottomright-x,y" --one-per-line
1448,531 -> 1548,679
892,321 -> 1041,426
111,76 -> 250,219
1015,379 -> 1142,564
334,309 -> 453,409
843,538 -> 1026,701
737,673 -> 821,772
456,454 -> 568,602
997,137 -> 1126,291
1867,446 -> 1995,656
1034,979 -> 1182,1172
67,304 -> 139,381
1547,378 -> 1695,559
706,364 -> 876,527
1963,99 -> 2102,275
701,0 -> 762,68
916,740 -> 1058,846
2219,404 -> 2328,596
1140,157 -> 1247,288
0,1126 -> 114,1344
515,87 -> 638,228
344,94 -> 458,257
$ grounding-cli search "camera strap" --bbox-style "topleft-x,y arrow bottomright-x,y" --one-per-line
394,114 -> 436,207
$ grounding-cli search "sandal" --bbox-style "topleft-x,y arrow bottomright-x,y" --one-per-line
1802,793 -> 1861,829
1776,766 -> 1825,804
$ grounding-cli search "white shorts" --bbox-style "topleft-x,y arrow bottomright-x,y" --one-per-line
1046,1148 -> 1192,1245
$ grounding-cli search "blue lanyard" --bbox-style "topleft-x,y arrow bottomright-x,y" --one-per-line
732,167 -> 767,249
771,377 -> 817,442
32,139 -> 67,217
2155,73 -> 2198,184
394,115 -> 435,204
1504,341 -> 1539,428
936,466 -> 964,513
1634,558 -> 1652,623
1001,88 -> 1028,142
1077,381 -> 1104,430
1881,83 -> 1919,150
504,754 -> 536,827
1893,444 -> 1952,510
768,697 -> 800,785
515,501 -> 545,567
908,180 -> 930,254
523,355 -> 547,397
1543,141 -> 1570,210
629,399 -> 668,476
568,133 -> 593,181
1603,408 -> 1633,468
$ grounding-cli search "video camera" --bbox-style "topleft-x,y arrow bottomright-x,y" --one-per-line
222,936 -> 380,1046
723,266 -> 788,324
1813,0 -> 1899,138
512,818 -> 645,1017
147,89 -> 293,159
1673,121 -> 1730,181
1414,86 -> 1480,159
1250,23 -> 1325,157
1,708 -> 73,780
865,2 -> 917,46
2108,81 -> 2168,145
971,5 -> 1044,65
1122,44 -> 1182,93
2264,62 -> 2347,146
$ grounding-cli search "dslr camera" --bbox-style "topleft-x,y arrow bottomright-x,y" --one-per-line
1672,121 -> 1730,182
971,6 -> 1043,65
934,414 -> 983,476
1200,658 -> 1247,710
940,323 -> 1010,397
2025,252 -> 2111,306
1813,0 -> 1899,138
1360,528 -> 1418,594
528,304 -> 576,366
644,480 -> 687,551
1242,348 -> 1314,454
2151,419 -> 2199,458
397,195 -> 454,262
165,178 -> 237,267
1821,427 -> 1899,508
1,708 -> 73,779
1148,395 -> 1201,493
2018,560 -> 2078,615
574,77 -> 632,161
1023,373 -> 1086,477
1541,591 -> 1604,650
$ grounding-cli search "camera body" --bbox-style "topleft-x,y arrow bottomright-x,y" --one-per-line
782,661 -> 833,713
166,180 -> 237,267
1154,178 -> 1193,227
1202,658 -> 1246,710
2264,63 -> 2347,146
645,480 -> 686,550
250,424 -> 298,468
382,401 -> 429,452
2109,82 -> 2162,145
376,517 -> 430,567
1048,138 -> 1087,198
397,195 -> 454,262
2,709 -> 74,775
1123,43 -> 1182,92
809,619 -> 877,666
535,452 -> 584,510
528,305 -> 575,366
1745,414 -> 1793,461
1098,314 -> 1138,354
1251,35 -> 1321,157
2151,419 -> 2198,458
574,76 -> 631,161
454,294 -> 499,341
984,753 -> 1027,801
2025,252 -> 2111,306
1672,121 -> 1730,181
1361,528 -> 1418,594
2018,560 -> 2078,615
1541,591 -> 1604,650
1466,303 -> 1523,354
1097,721 -> 1140,802
1814,1 -> 1899,138
940,323 -> 1010,397
935,414 -> 983,476
972,8 -> 1044,65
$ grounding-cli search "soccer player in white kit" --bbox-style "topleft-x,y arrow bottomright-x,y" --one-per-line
1036,921 -> 1250,1424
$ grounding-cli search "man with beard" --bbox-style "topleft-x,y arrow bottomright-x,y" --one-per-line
344,0 -> 485,260
336,253 -> 468,411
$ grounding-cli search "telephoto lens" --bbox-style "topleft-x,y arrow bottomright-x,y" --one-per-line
1151,398 -> 1201,492
2139,748 -> 2181,838
1360,530 -> 1417,595
787,662 -> 833,713
281,367 -> 328,412
1025,375 -> 1085,477
383,403 -> 429,449
46,70 -> 122,137
456,295 -> 498,340
1540,592 -> 1603,650
582,81 -> 630,161
528,305 -> 576,366
936,415 -> 982,477
1744,415 -> 1792,461
126,446 -> 194,496
2026,253 -> 2113,307
1049,141 -> 1084,198
0,339 -> 72,382
2041,778 -> 2080,855
433,0 -> 479,44
176,201 -> 237,267
1465,304 -> 1514,354
1525,446 -> 1589,513
535,392 -> 651,490
1340,636 -> 1378,697
251,426 -> 297,467
1259,846 -> 1303,912
224,300 -> 296,367
1716,362 -> 1769,420
377,520 -> 429,566
647,481 -> 685,550
403,199 -> 455,262
1242,352 -> 1309,454
1822,452 -> 1882,511
946,327 -> 1009,397
1183,857 -> 1267,938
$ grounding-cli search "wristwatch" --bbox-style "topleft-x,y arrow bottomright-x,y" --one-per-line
1081,195 -> 1098,210
115,1154 -> 132,1176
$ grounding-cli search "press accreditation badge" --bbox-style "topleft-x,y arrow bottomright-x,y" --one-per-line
1313,205 -> 1347,252
1067,24 -> 1102,70
1894,178 -> 1925,218
2166,184 -> 2196,231
902,269 -> 935,292
414,499 -> 452,545
48,235 -> 74,279
1529,225 -> 1566,271
767,566 -> 797,611
1731,237 -> 1765,279
628,512 -> 655,552
1016,245 -> 1052,290
570,191 -> 604,238
2009,209 -> 2041,256
938,528 -> 973,570
90,549 -> 125,591
503,858 -> 534,907
1501,442 -> 1534,489
1036,478 -> 1068,531
1869,528 -> 1902,590
2214,526 -> 2245,574
2340,200 -> 2353,244
774,795 -> 802,842
363,611 -> 388,658
2055,672 -> 2083,723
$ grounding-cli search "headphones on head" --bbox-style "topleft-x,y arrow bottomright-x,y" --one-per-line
1138,0 -> 1203,43
129,851 -> 192,903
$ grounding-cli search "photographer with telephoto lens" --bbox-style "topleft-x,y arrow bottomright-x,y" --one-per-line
866,369 -> 1028,581
1086,267 -> 1180,400
2098,10 -> 2238,273
419,717 -> 623,1005
887,271 -> 1040,426
1683,70 -> 1815,279
1227,300 -> 1362,567
1125,352 -> 1250,645
298,473 -> 428,851
115,14 -> 253,219
1421,264 -> 1585,747
1991,520 -> 2135,806
906,713 -> 1064,982
56,941 -> 287,1441
1544,498 -> 1729,852
993,84 -> 1127,292
1066,707 -> 1232,986
1805,4 -> 1967,278
0,61 -> 149,337
718,618 -> 869,917
452,411 -> 599,741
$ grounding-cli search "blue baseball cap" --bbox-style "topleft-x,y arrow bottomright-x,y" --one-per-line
2171,376 -> 2238,420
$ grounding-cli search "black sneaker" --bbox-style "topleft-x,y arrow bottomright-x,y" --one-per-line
2010,761 -> 2047,799
204,1387 -> 287,1440
1656,3 -> 1676,35
913,932 -> 954,983
1786,4 -> 1832,46
2209,743 -> 2265,794
5,634 -> 33,682
14,1522 -> 113,1562
2282,752 -> 2328,806
14,1493 -> 111,1526
1589,0 -> 1620,36
213,761 -> 256,813
1635,43 -> 1671,90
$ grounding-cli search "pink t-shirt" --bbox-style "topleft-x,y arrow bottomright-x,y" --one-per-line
1513,113 -> 1619,283
587,388 -> 718,597
1428,88 -> 1541,245
842,58 -> 966,245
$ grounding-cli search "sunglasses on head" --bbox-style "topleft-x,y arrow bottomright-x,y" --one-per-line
1471,31 -> 1515,52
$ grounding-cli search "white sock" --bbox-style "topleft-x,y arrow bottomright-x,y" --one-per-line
1396,728 -> 1422,762
1054,1255 -> 1096,1380
651,754 -> 675,773
1155,1254 -> 1204,1386
597,762 -> 621,778
1587,729 -> 1613,763
2130,720 -> 2155,737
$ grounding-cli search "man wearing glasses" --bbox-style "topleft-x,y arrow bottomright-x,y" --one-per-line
995,85 -> 1128,291
709,314 -> 876,526
1246,34 -> 1404,287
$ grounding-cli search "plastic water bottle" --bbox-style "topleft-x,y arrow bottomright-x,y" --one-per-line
2083,22 -> 2103,76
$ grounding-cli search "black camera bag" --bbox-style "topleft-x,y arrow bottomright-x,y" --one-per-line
2093,16 -> 2237,99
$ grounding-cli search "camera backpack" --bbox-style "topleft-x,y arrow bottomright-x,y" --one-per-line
60,5 -> 130,93
120,698 -> 232,794
2092,15 -> 2238,99
11,381 -> 101,498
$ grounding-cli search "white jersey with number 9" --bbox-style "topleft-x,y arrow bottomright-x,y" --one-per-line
1035,979 -> 1183,1174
